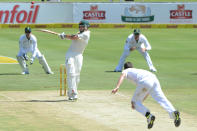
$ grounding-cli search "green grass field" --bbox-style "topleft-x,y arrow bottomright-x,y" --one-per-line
0,28 -> 197,130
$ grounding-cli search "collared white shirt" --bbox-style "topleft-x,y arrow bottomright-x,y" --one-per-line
19,34 -> 38,58
122,68 -> 156,85
124,34 -> 151,51
66,30 -> 90,57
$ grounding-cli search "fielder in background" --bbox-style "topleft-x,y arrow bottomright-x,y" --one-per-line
112,62 -> 181,129
16,27 -> 53,75
114,29 -> 157,72
59,20 -> 90,100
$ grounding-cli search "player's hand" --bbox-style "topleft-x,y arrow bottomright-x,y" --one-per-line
22,54 -> 29,61
30,58 -> 34,65
59,32 -> 65,39
130,47 -> 136,51
141,48 -> 147,53
111,88 -> 119,94
131,101 -> 135,109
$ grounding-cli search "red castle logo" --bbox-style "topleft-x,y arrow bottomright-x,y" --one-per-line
83,5 -> 106,20
0,4 -> 39,24
170,5 -> 192,19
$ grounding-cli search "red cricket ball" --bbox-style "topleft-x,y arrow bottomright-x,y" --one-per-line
31,1 -> 35,4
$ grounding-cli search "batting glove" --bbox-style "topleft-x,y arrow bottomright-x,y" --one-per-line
59,32 -> 66,39
22,54 -> 29,61
30,58 -> 34,65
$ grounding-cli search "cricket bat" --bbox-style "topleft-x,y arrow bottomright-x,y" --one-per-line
36,29 -> 60,35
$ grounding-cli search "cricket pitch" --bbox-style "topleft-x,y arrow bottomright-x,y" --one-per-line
0,90 -> 196,131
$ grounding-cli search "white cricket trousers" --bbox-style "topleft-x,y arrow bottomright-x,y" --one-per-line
17,49 -> 52,74
17,49 -> 40,73
115,47 -> 155,71
65,54 -> 83,99
132,76 -> 176,119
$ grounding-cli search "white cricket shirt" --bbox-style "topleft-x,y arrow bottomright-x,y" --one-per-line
66,30 -> 90,57
125,34 -> 151,51
19,34 -> 38,58
122,68 -> 156,85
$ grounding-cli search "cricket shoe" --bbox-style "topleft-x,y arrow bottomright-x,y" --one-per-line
150,67 -> 157,72
68,97 -> 78,102
21,71 -> 29,75
174,111 -> 181,127
147,114 -> 155,129
114,70 -> 121,72
46,71 -> 54,74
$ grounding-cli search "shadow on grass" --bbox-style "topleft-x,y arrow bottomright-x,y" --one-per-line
191,73 -> 197,75
105,71 -> 121,73
0,73 -> 21,75
24,99 -> 68,102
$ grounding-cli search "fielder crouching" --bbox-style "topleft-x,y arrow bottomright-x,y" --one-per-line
16,27 -> 53,75
58,20 -> 90,101
112,62 -> 181,129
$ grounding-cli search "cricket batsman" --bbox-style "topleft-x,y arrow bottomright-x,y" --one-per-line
16,27 -> 53,75
114,29 -> 157,72
112,62 -> 181,129
59,20 -> 90,100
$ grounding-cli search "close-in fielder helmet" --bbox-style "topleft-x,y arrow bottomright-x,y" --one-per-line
25,27 -> 31,33
79,20 -> 90,28
133,28 -> 140,35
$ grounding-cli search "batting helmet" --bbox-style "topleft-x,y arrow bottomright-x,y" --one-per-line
133,28 -> 140,35
25,27 -> 31,33
79,20 -> 90,28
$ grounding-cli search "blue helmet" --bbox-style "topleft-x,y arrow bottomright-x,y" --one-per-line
25,27 -> 31,33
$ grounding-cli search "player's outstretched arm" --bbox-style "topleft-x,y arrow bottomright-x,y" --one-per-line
111,73 -> 126,94
66,34 -> 79,40
59,32 -> 79,40
143,93 -> 149,102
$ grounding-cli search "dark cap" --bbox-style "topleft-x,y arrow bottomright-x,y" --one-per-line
25,27 -> 31,33
124,62 -> 133,69
133,28 -> 140,35
79,20 -> 90,28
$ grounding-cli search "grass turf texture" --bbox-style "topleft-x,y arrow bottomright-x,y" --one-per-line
1,0 -> 197,2
0,28 -> 197,130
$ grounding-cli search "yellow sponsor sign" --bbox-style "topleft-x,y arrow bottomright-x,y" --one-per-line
0,24 -> 197,29
0,56 -> 18,64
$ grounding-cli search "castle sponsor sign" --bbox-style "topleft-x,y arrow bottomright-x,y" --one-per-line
73,3 -> 107,23
170,4 -> 192,19
83,5 -> 106,20
169,4 -> 194,23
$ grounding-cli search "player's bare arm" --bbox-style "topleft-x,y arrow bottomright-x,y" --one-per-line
141,48 -> 147,53
130,47 -> 136,51
65,34 -> 79,40
59,33 -> 79,40
143,93 -> 149,101
131,101 -> 135,109
111,73 -> 126,94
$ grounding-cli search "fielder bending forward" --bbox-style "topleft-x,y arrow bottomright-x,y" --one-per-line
114,29 -> 157,72
112,62 -> 181,129
59,20 -> 90,101
16,27 -> 53,75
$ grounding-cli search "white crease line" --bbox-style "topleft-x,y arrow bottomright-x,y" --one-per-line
0,94 -> 15,101
116,93 -> 129,98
